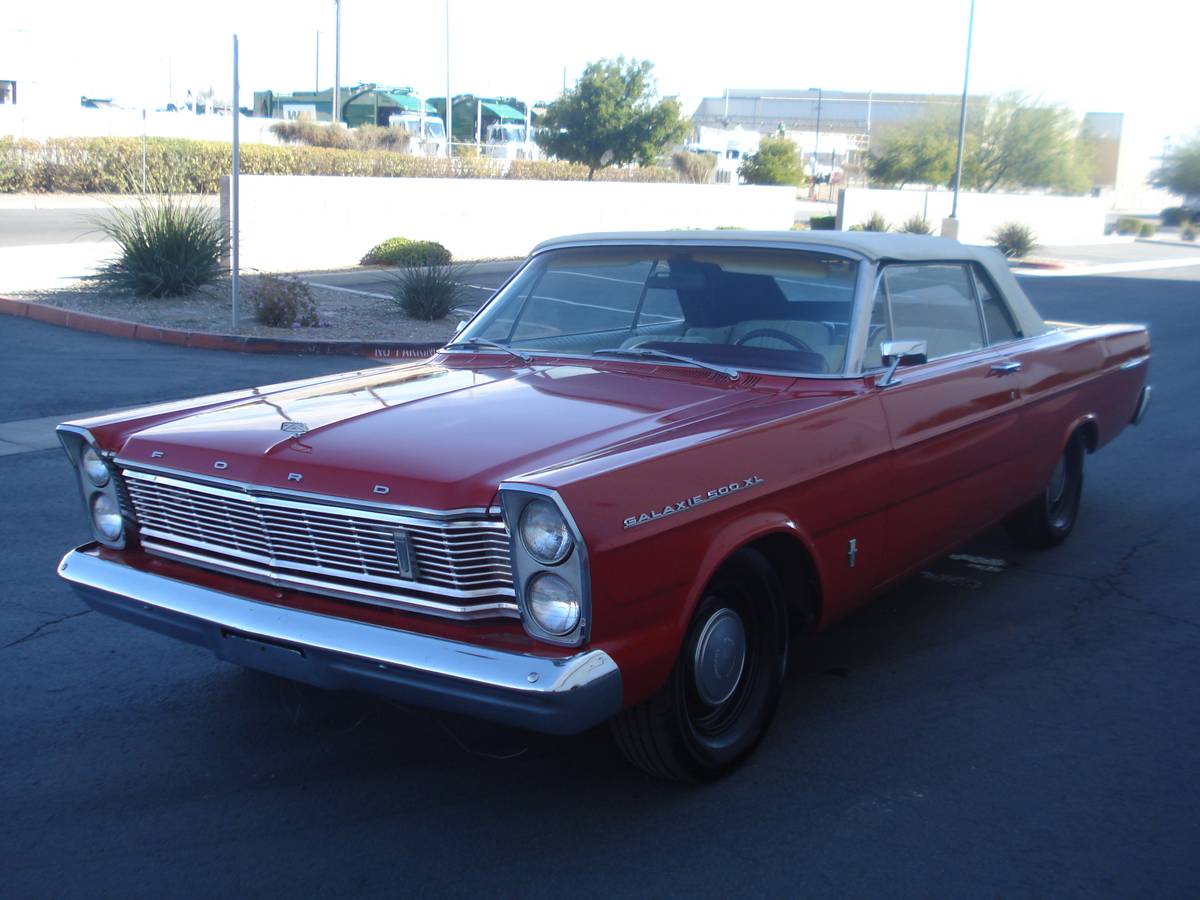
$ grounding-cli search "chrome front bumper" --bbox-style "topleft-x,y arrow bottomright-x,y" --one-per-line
57,547 -> 622,735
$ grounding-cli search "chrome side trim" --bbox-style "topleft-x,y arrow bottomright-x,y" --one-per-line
57,548 -> 622,735
113,459 -> 497,519
1132,385 -> 1152,426
141,541 -> 519,618
1120,354 -> 1150,371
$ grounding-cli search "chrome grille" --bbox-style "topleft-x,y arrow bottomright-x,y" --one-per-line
120,467 -> 516,620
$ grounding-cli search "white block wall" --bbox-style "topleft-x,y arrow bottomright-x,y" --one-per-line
837,188 -> 1107,246
222,175 -> 796,270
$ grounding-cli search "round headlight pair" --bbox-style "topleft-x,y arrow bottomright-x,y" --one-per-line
518,499 -> 573,565
90,493 -> 124,542
81,446 -> 110,487
526,572 -> 581,636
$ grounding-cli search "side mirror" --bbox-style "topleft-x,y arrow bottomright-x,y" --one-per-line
880,340 -> 928,367
454,320 -> 467,335
878,339 -> 927,388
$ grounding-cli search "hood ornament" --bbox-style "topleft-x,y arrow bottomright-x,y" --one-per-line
280,421 -> 309,436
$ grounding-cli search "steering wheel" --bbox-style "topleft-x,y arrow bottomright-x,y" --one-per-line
733,329 -> 814,353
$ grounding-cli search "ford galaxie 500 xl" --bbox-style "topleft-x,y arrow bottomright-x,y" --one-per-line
56,231 -> 1151,781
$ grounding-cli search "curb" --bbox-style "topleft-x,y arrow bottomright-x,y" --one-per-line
0,296 -> 443,360
1009,258 -> 1067,270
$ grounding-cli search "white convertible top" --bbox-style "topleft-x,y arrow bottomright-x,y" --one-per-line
533,230 -> 1051,338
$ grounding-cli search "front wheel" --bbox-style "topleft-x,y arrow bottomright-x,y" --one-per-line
1005,433 -> 1086,549
610,548 -> 790,782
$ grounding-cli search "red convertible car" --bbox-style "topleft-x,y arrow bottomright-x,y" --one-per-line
57,232 -> 1151,781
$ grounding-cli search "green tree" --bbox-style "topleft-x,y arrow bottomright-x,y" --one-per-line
867,106 -> 959,188
536,57 -> 689,180
738,135 -> 806,186
967,94 -> 1092,193
869,94 -> 1092,194
1153,135 -> 1200,199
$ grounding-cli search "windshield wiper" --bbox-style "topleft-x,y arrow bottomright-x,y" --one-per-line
442,338 -> 532,362
592,347 -> 739,381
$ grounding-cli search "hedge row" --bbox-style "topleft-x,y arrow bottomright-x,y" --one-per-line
0,136 -> 679,194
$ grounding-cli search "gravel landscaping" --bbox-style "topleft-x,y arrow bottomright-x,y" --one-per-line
10,274 -> 462,343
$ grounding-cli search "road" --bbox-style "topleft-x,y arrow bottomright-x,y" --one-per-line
1,268 -> 1198,897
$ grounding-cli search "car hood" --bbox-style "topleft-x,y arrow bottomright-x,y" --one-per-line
116,361 -> 764,509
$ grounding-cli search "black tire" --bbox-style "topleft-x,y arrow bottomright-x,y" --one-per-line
1005,432 -> 1086,549
610,548 -> 790,782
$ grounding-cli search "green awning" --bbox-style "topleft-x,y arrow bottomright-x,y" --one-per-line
480,101 -> 526,121
374,92 -> 437,114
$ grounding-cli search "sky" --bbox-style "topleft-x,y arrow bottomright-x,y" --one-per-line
5,0 -> 1199,150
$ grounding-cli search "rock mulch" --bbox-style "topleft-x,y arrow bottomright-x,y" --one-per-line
11,274 -> 461,344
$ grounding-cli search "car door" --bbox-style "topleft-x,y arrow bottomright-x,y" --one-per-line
867,262 -> 1027,578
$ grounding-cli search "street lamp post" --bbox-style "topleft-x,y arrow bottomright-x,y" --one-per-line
949,0 -> 976,223
445,0 -> 452,157
811,87 -> 822,177
333,0 -> 341,125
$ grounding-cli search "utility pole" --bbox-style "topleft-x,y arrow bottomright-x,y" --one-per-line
315,31 -> 320,93
811,87 -> 822,175
333,0 -> 341,125
444,0 -> 452,156
950,0 -> 976,223
231,34 -> 241,332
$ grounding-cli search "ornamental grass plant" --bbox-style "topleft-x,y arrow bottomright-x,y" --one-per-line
93,196 -> 224,297
389,262 -> 470,321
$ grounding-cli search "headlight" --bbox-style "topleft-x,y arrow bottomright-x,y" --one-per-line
526,572 -> 581,636
519,498 -> 573,565
90,493 -> 124,542
81,446 -> 110,487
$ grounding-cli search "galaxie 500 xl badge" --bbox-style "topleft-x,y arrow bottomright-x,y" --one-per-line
623,475 -> 765,529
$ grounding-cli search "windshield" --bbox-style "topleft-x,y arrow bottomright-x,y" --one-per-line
424,121 -> 445,139
456,246 -> 859,375
488,125 -> 526,143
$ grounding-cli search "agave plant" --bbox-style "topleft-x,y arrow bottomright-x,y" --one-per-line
93,196 -> 224,297
990,222 -> 1038,258
389,262 -> 471,321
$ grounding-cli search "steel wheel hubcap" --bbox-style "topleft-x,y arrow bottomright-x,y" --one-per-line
693,608 -> 747,706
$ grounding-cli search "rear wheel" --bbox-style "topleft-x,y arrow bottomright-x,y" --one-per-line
610,548 -> 790,782
1005,433 -> 1086,549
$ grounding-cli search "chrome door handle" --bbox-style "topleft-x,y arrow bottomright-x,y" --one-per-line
990,360 -> 1022,374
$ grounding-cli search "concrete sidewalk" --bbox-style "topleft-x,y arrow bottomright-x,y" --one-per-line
1014,240 -> 1200,277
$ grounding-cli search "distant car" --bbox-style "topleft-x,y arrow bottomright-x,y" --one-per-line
56,232 -> 1151,781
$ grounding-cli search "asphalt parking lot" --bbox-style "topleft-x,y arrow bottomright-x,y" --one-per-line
2,268 -> 1198,897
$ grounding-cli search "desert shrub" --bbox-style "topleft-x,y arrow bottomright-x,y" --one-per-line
362,237 -> 452,267
1116,216 -> 1145,235
390,263 -> 467,321
860,211 -> 890,232
351,124 -> 412,153
251,274 -> 325,327
899,214 -> 932,234
0,137 -> 39,192
1139,221 -> 1157,237
790,222 -> 809,230
93,196 -> 224,297
672,151 -> 717,184
270,120 -> 354,149
809,215 -> 836,230
990,222 -> 1038,258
